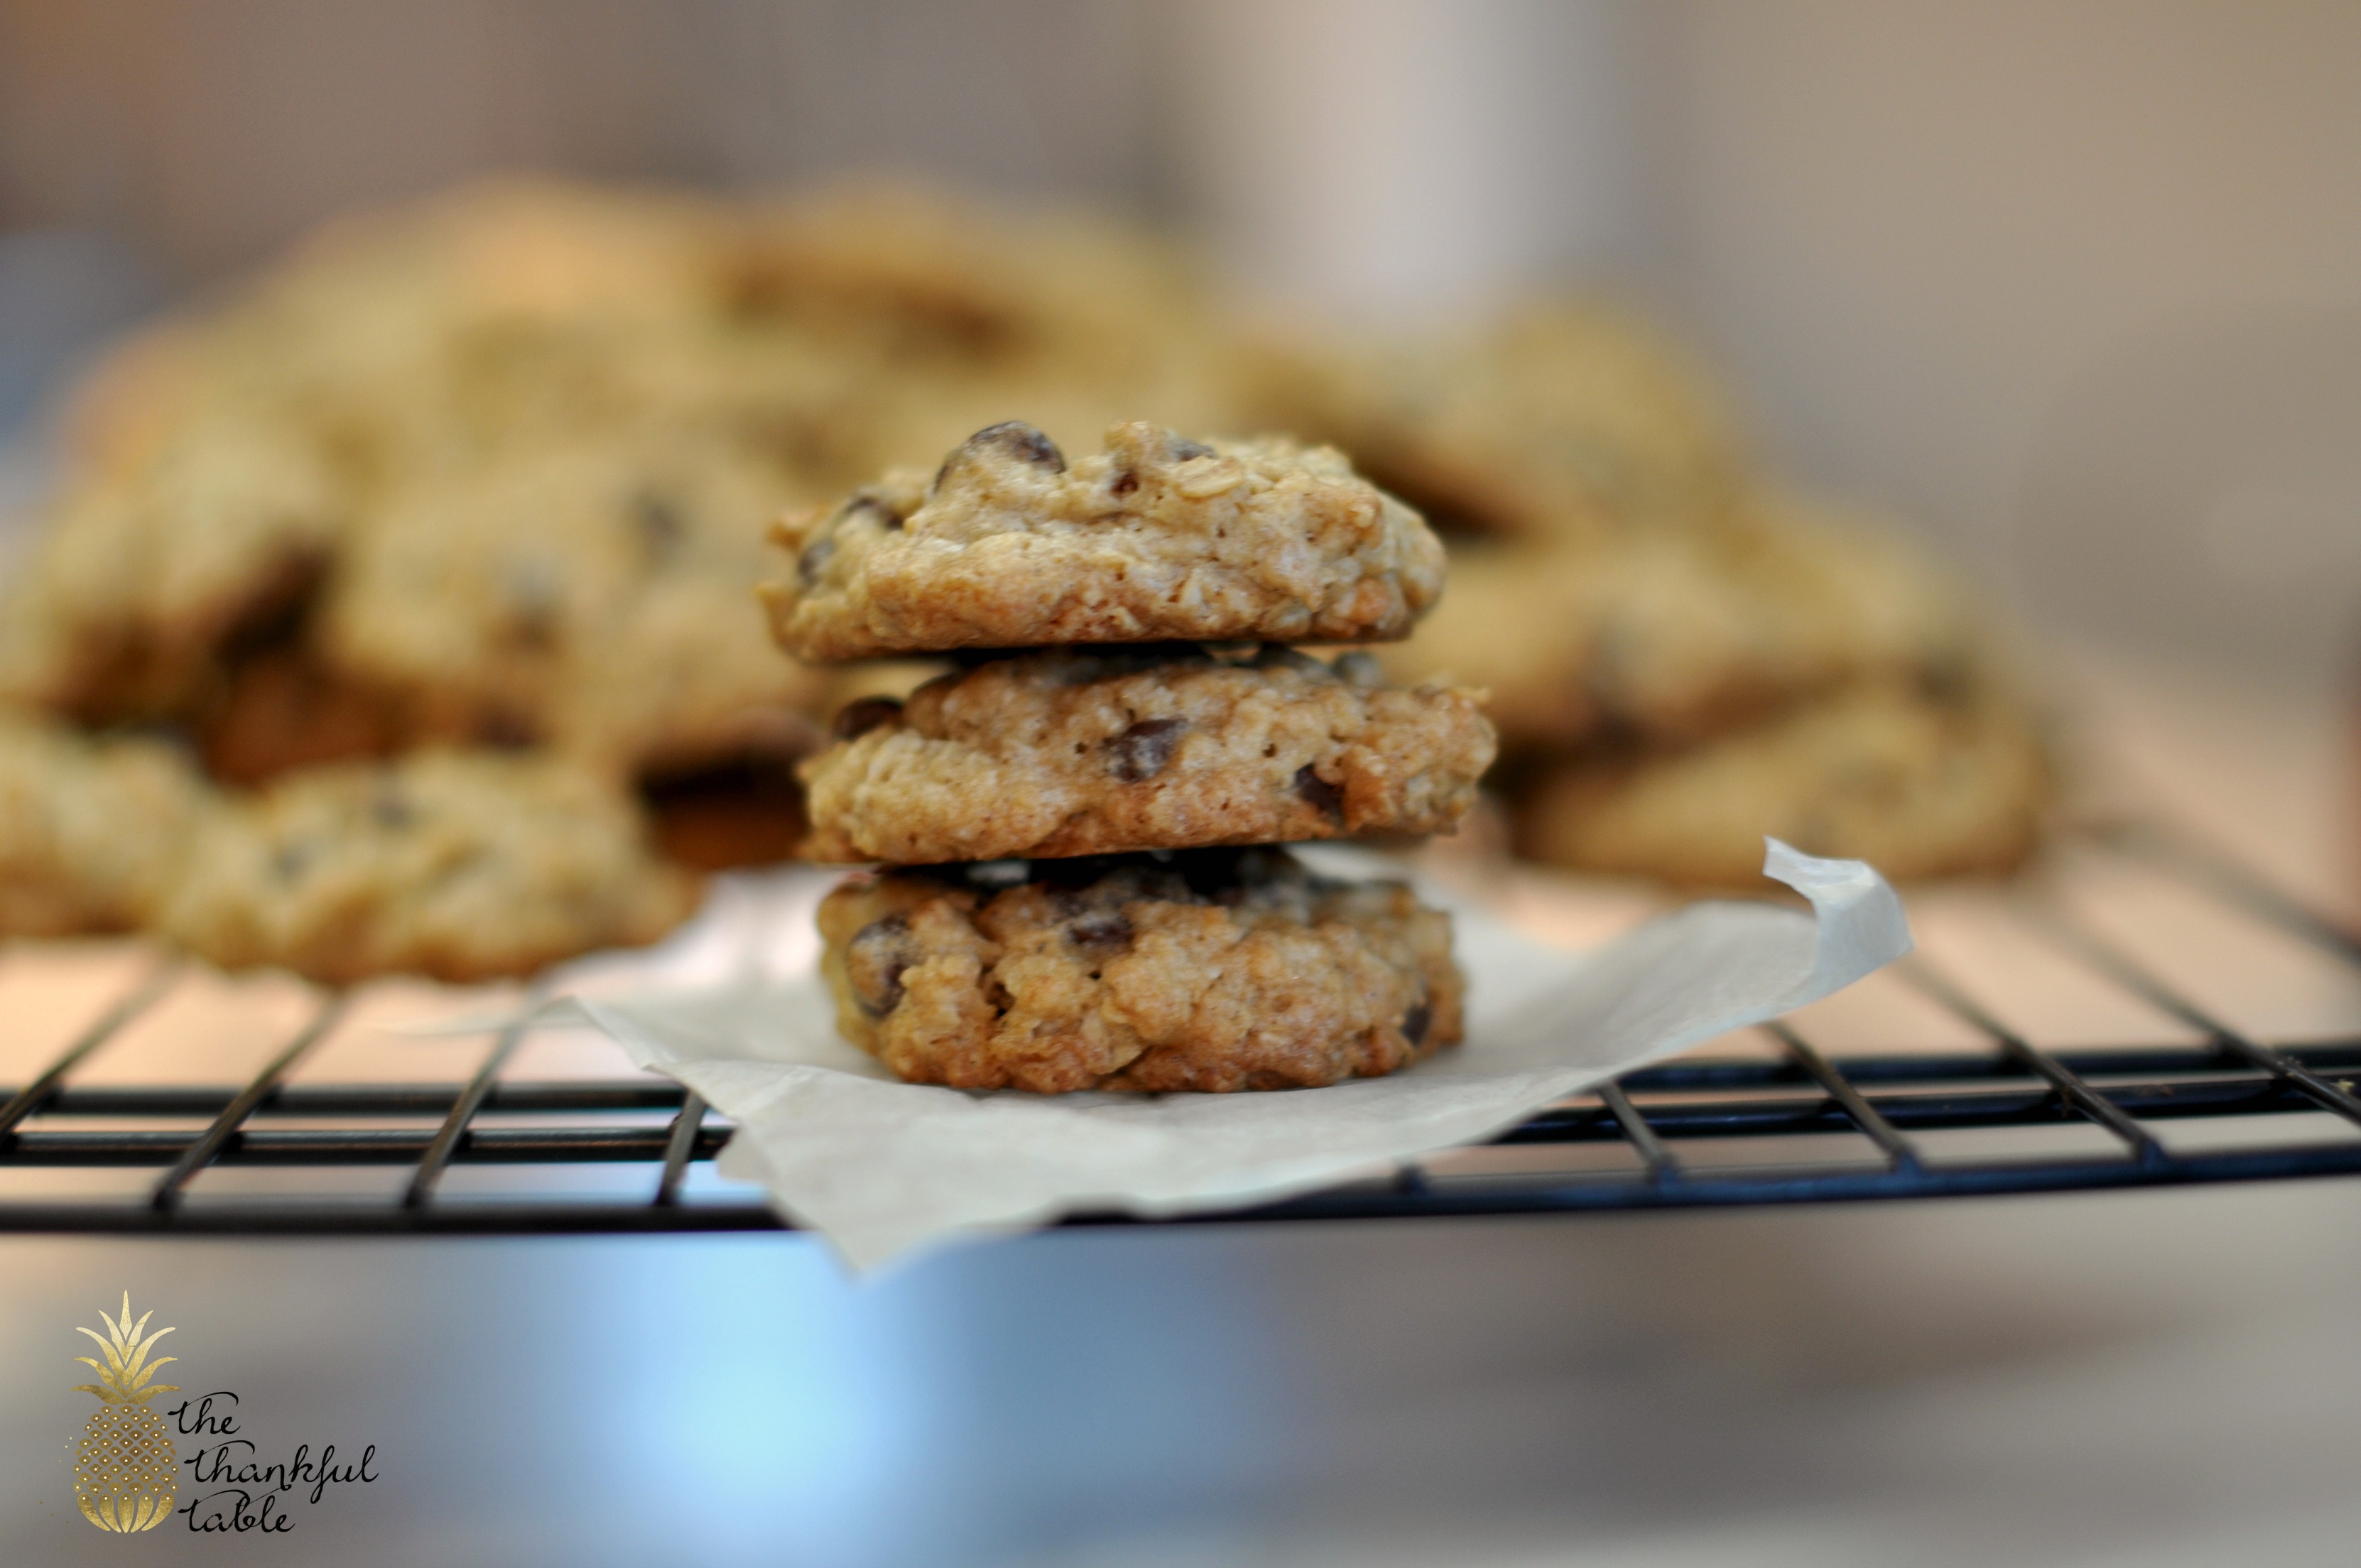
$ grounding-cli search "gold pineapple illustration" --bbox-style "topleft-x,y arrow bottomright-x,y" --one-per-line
70,1292 -> 180,1532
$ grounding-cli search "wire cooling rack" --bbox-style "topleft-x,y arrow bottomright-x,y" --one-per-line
1,820 -> 2357,1235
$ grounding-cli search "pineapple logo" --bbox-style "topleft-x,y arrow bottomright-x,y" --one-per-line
70,1292 -> 180,1533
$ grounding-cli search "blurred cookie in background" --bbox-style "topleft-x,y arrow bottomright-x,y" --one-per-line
727,181 -> 1224,428
196,638 -> 403,787
0,707 -> 211,937
158,749 -> 698,984
1383,490 -> 1981,755
1233,290 -> 2056,892
318,430 -> 827,768
0,182 -> 754,729
1,177 -> 1243,889
0,399 -> 345,724
1516,675 -> 2050,888
0,171 -> 2066,979
1235,299 -> 1744,543
3,177 -> 1227,748
0,175 -> 1290,977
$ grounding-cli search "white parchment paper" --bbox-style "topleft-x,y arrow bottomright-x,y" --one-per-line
558,841 -> 1910,1270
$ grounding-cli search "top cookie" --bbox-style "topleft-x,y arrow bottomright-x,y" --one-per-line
759,420 -> 1445,660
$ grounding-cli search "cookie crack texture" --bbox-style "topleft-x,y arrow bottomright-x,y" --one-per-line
761,421 -> 1446,660
797,646 -> 1494,863
816,849 -> 1462,1094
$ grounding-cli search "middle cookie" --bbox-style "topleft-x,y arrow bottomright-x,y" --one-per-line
798,645 -> 1497,864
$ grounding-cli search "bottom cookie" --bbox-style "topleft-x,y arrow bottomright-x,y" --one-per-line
817,847 -> 1463,1093
1519,679 -> 2048,887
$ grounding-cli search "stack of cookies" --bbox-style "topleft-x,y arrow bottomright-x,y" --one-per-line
761,420 -> 1498,1093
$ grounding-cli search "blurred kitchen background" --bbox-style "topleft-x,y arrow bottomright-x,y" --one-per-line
3,4 -> 2360,1565
5,0 -> 2358,687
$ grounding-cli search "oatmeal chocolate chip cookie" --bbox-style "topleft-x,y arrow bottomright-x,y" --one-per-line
0,709 -> 211,937
1384,494 -> 1978,753
1518,679 -> 2048,888
195,642 -> 403,787
6,180 -> 1233,747
319,433 -> 828,771
798,645 -> 1496,863
733,185 -> 1239,488
160,751 -> 698,984
1237,299 -> 1743,543
0,402 -> 345,722
729,181 -> 1206,382
1,184 -> 751,718
761,420 -> 1446,660
817,847 -> 1462,1093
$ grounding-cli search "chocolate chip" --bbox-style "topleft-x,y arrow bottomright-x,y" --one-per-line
1168,435 -> 1215,461
1104,717 -> 1188,783
797,533 -> 835,588
847,913 -> 916,1017
1067,911 -> 1134,953
1294,764 -> 1345,820
1401,998 -> 1433,1047
831,696 -> 904,741
631,489 -> 685,560
934,421 -> 1065,491
1109,469 -> 1140,499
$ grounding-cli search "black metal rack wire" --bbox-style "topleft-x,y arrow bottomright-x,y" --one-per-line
3,820 -> 2359,1236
